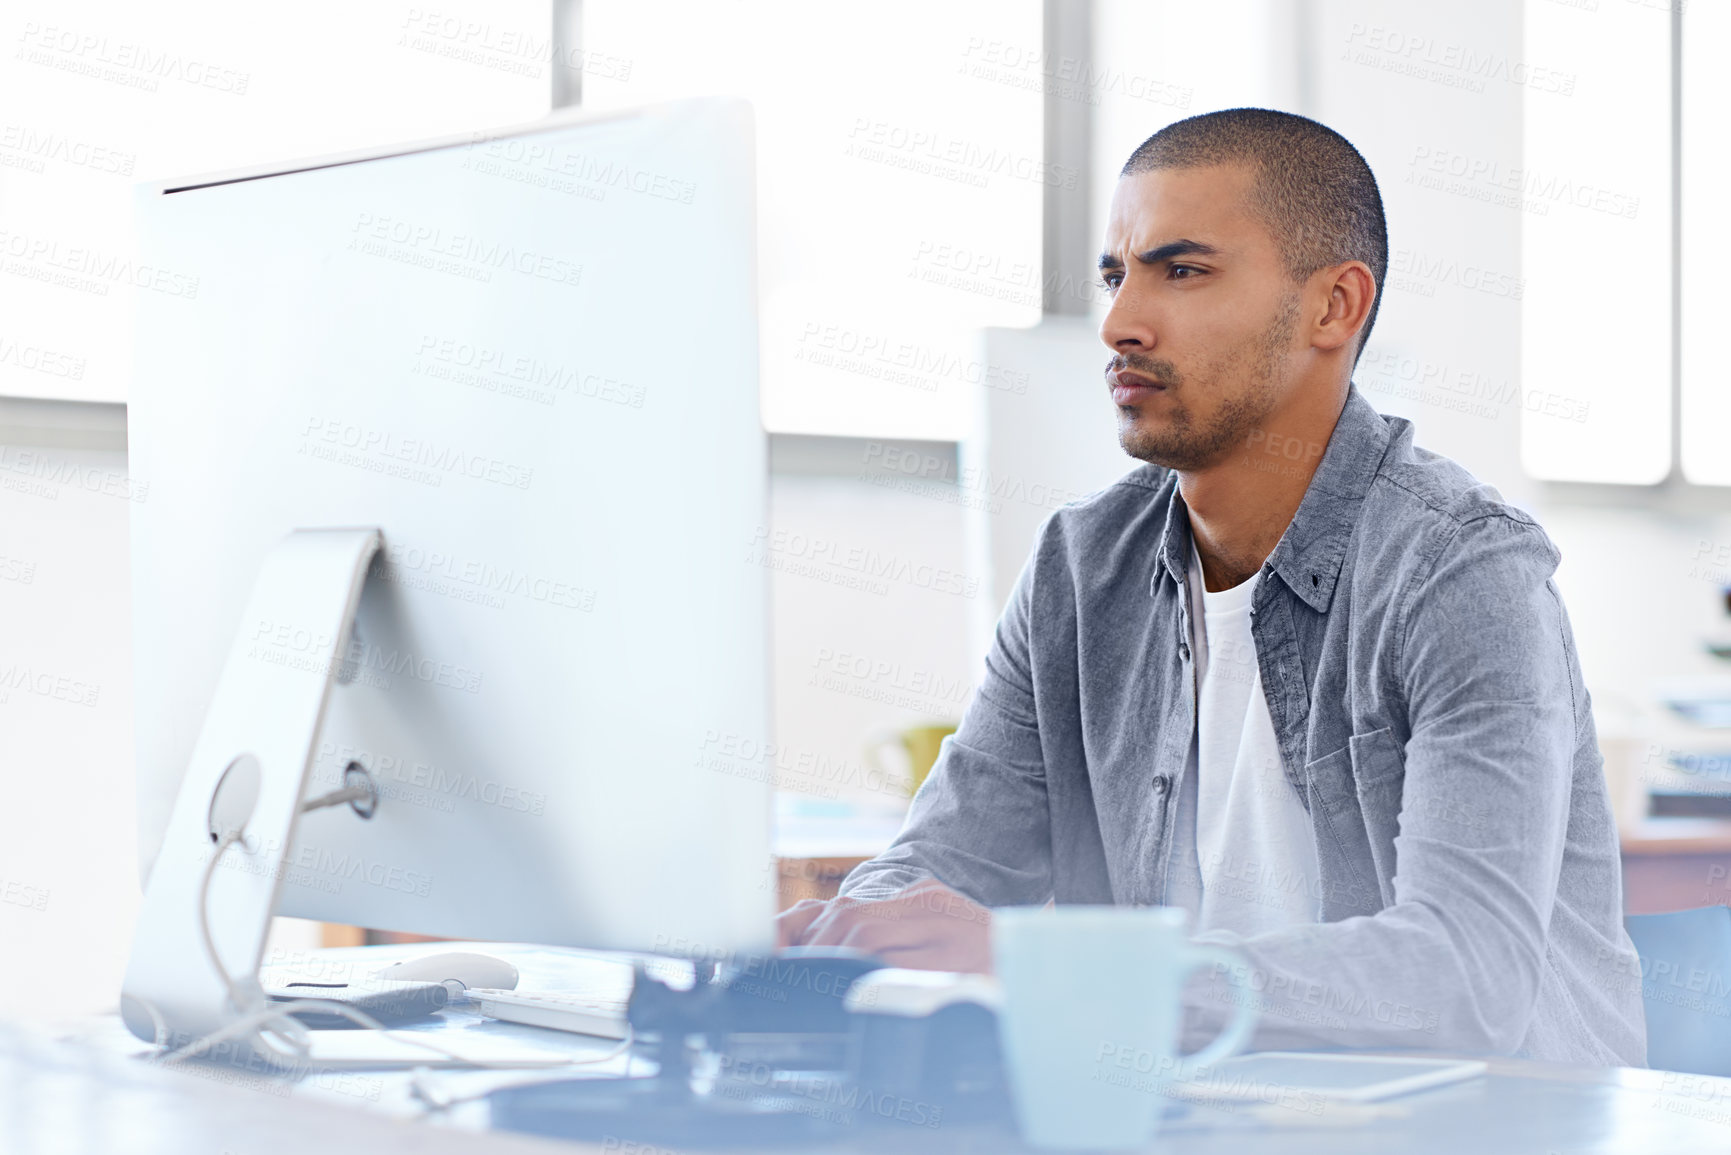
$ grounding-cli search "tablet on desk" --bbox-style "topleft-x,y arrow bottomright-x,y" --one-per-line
1174,1053 -> 1487,1104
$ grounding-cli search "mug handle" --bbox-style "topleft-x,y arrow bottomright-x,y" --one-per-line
1168,943 -> 1258,1080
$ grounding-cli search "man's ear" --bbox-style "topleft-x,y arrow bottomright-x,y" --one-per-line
1312,261 -> 1375,353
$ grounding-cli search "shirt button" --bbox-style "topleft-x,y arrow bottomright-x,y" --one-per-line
1178,642 -> 1190,661
1152,777 -> 1170,795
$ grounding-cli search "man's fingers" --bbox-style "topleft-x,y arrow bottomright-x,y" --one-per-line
786,880 -> 991,952
774,898 -> 829,948
800,897 -> 877,948
808,897 -> 948,945
839,910 -> 993,973
833,909 -> 910,953
801,893 -> 929,948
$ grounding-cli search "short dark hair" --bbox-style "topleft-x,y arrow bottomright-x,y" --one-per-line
1120,108 -> 1388,363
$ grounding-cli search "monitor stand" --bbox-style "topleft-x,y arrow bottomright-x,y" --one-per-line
484,954 -> 938,1147
487,966 -> 860,1147
120,528 -> 383,1055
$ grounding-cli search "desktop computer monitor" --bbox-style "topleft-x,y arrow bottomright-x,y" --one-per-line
125,98 -> 774,994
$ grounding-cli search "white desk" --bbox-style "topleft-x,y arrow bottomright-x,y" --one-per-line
14,943 -> 1731,1154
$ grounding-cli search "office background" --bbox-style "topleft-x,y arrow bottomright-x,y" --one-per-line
3,0 -> 1725,1024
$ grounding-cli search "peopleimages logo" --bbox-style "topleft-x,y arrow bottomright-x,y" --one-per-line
747,526 -> 979,598
414,335 -> 647,409
14,21 -> 252,94
0,334 -> 86,380
0,447 -> 147,502
794,321 -> 1028,395
247,618 -> 484,695
371,542 -> 596,613
0,663 -> 100,707
957,36 -> 1194,110
348,213 -> 582,288
845,117 -> 1077,190
464,138 -> 696,204
0,228 -> 199,298
1407,146 -> 1640,220
0,877 -> 51,912
399,11 -> 633,83
300,417 -> 534,491
0,555 -> 36,584
1342,23 -> 1577,95
314,740 -> 547,816
0,123 -> 136,176
1386,247 -> 1524,300
206,836 -> 434,898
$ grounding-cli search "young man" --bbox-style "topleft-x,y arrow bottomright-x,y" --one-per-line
777,109 -> 1645,1067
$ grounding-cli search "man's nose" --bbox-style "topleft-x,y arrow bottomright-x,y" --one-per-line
1099,282 -> 1155,353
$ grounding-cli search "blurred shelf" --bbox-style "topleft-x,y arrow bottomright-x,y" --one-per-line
1620,818 -> 1731,855
1620,818 -> 1731,915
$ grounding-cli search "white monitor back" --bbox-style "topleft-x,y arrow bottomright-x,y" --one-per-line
130,99 -> 773,956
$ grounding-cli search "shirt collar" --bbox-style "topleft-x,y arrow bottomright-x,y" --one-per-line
1154,384 -> 1391,615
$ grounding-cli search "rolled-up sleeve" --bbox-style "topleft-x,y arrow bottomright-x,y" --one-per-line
838,530 -> 1054,906
1183,512 -> 1586,1055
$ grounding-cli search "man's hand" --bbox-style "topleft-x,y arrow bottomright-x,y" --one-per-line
772,877 -> 994,974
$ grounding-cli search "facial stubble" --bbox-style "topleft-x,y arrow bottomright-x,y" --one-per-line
1114,291 -> 1302,471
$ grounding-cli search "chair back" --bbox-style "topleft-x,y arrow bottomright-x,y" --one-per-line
1625,906 -> 1731,1075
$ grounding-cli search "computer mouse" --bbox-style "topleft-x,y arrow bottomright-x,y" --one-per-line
375,951 -> 519,992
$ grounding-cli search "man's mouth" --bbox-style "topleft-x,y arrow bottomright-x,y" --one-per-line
1108,369 -> 1167,405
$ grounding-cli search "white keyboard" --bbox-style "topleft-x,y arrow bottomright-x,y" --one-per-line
468,987 -> 630,1040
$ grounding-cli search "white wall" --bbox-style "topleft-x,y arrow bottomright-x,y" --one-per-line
763,438 -> 980,812
0,404 -> 137,1023
969,318 -> 1138,625
1309,0 -> 1532,510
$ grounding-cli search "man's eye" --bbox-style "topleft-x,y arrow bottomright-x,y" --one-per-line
1096,275 -> 1121,292
1170,264 -> 1201,279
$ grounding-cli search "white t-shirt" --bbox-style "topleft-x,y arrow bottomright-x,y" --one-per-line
1180,540 -> 1320,936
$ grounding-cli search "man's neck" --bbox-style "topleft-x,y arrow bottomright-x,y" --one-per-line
1181,388 -> 1349,593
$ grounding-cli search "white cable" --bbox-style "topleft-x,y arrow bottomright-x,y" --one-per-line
408,1030 -> 638,1115
198,831 -> 250,1011
299,783 -> 373,813
160,994 -> 633,1071
160,831 -> 637,1076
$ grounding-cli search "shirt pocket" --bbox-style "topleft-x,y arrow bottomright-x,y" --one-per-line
1304,726 -> 1407,915
1348,726 -> 1407,900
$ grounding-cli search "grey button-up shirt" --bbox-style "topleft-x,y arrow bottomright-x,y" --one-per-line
840,385 -> 1646,1067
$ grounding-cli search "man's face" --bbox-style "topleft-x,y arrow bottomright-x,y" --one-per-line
1098,164 -> 1303,470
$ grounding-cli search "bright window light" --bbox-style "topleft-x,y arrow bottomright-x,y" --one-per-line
584,0 -> 1043,440
0,0 -> 551,404
1520,0 -> 1671,484
1680,2 -> 1731,485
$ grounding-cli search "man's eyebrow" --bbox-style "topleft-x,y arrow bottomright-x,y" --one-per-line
1097,239 -> 1222,271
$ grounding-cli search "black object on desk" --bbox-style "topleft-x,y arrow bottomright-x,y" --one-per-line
485,949 -> 1012,1148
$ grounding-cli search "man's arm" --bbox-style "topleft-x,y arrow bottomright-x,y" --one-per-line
1181,511 -> 1595,1055
778,534 -> 1056,959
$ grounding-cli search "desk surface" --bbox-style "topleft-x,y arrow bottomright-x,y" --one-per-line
11,943 -> 1729,1155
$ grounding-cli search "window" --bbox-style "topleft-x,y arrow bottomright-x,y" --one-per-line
1680,0 -> 1731,485
1,0 -> 551,403
1520,0 -> 1672,485
583,0 -> 1043,440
